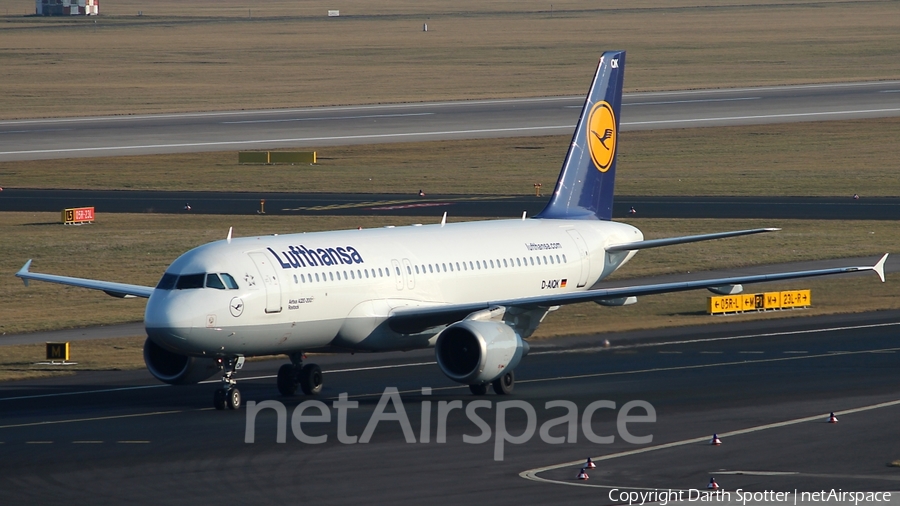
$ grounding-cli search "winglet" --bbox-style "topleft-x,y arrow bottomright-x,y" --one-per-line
873,253 -> 888,282
17,259 -> 33,287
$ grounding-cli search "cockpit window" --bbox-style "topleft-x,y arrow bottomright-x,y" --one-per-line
206,273 -> 226,289
221,273 -> 239,289
175,273 -> 205,289
156,273 -> 178,290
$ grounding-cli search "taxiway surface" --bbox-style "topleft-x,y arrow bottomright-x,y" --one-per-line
2,310 -> 899,505
3,189 -> 899,219
2,81 -> 899,161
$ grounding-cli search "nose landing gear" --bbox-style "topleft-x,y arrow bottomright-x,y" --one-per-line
213,356 -> 244,410
277,352 -> 324,397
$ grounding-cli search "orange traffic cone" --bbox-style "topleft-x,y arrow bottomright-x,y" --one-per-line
584,458 -> 596,469
707,477 -> 719,490
577,468 -> 589,480
828,412 -> 838,423
710,433 -> 722,445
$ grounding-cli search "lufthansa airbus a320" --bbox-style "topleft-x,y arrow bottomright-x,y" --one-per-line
18,51 -> 888,410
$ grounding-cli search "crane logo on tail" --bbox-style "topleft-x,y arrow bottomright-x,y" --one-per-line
587,101 -> 617,172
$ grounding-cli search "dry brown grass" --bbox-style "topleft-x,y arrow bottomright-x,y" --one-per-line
0,335 -> 145,382
2,117 -> 900,197
1,0 -> 898,119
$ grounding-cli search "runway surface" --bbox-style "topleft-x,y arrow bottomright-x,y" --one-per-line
3,189 -> 899,219
2,81 -> 899,161
2,309 -> 899,505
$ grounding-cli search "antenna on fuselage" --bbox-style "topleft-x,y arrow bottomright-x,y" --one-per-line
522,211 -> 527,220
226,227 -> 233,243
440,212 -> 447,227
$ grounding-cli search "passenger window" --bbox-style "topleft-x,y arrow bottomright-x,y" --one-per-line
378,268 -> 383,277
415,265 -> 420,274
301,274 -> 306,283
516,258 -> 521,267
503,259 -> 508,268
489,260 -> 494,268
293,275 -> 298,284
550,256 -> 555,264
176,273 -> 205,289
351,270 -> 355,279
406,266 -> 411,275
562,254 -> 567,263
315,273 -> 320,282
156,273 -> 178,290
543,255 -> 548,264
329,272 -> 334,281
556,254 -> 561,263
395,267 -> 401,276
221,273 -> 239,289
428,265 -> 433,273
365,270 -> 369,278
205,273 -> 227,289
371,269 -> 376,277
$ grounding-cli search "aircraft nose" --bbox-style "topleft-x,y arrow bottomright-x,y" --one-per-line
144,290 -> 196,343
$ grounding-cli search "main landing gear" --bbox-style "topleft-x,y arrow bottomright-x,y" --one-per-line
277,352 -> 323,397
213,356 -> 245,410
468,370 -> 515,396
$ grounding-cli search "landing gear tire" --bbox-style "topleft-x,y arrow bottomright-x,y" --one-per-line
469,383 -> 488,396
299,363 -> 323,395
277,363 -> 298,396
213,388 -> 227,410
492,370 -> 515,395
226,387 -> 242,410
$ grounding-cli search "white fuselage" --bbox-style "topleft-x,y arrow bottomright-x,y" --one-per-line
144,218 -> 641,358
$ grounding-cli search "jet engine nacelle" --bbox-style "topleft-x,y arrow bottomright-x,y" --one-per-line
143,337 -> 219,385
434,320 -> 529,385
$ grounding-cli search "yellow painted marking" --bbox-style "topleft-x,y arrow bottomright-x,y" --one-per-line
72,441 -> 103,444
117,440 -> 150,444
26,441 -> 53,444
0,409 -> 202,430
520,396 -> 900,489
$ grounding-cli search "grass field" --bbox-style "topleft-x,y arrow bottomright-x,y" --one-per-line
1,0 -> 899,119
3,117 -> 900,197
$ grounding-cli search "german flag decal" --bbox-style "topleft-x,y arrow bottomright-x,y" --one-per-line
560,279 -> 567,288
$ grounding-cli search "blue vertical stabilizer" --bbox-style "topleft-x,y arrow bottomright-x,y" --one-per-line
536,51 -> 626,220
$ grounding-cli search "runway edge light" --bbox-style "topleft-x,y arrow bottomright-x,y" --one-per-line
584,457 -> 596,469
577,468 -> 589,480
828,412 -> 839,423
707,477 -> 719,490
710,433 -> 722,445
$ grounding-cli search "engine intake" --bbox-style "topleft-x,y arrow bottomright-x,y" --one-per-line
435,320 -> 528,385
143,337 -> 219,385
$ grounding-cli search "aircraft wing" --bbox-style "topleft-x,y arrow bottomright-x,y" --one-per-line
16,260 -> 155,299
606,227 -> 780,252
388,254 -> 888,334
